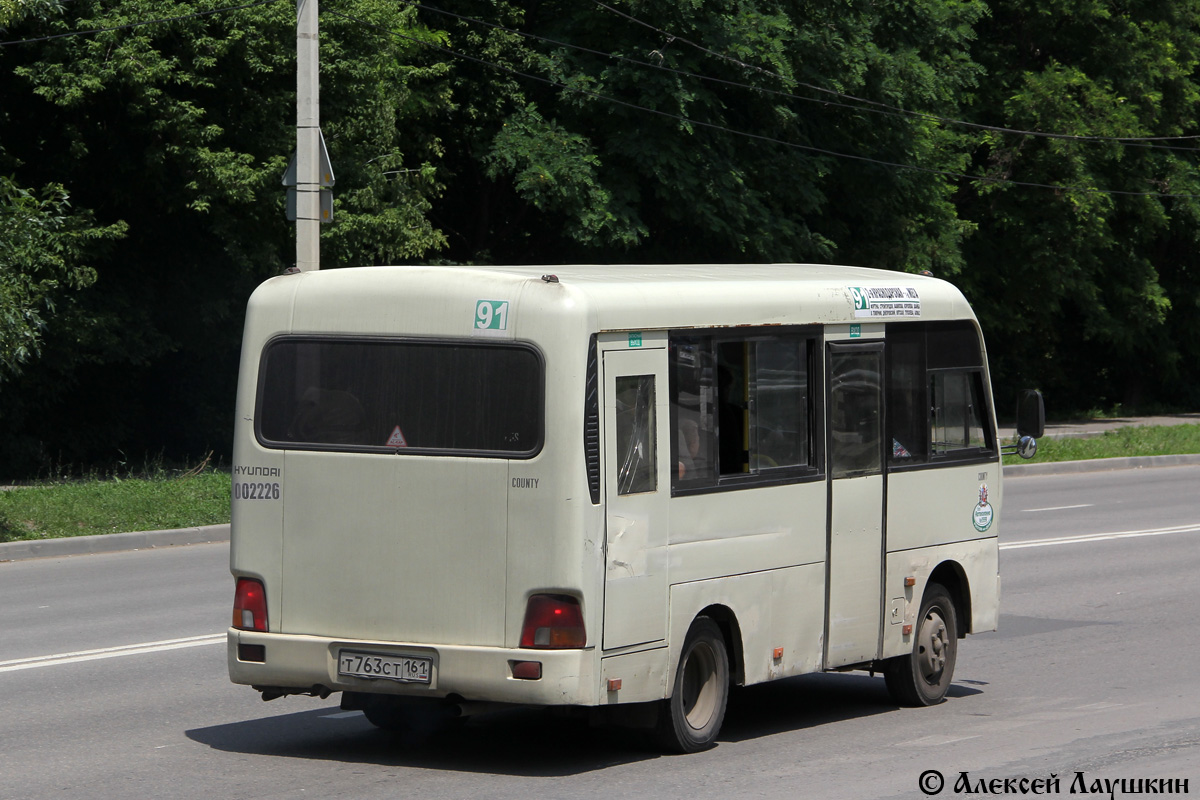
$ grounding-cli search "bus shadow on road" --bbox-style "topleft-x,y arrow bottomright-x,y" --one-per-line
186,673 -> 982,775
186,703 -> 658,775
719,672 -> 982,743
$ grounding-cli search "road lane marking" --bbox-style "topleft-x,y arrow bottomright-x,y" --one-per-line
1023,504 -> 1093,512
897,734 -> 981,747
1001,523 -> 1200,550
0,633 -> 224,673
9,526 -> 1199,673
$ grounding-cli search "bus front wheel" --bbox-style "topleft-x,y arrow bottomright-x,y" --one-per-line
884,582 -> 958,706
655,616 -> 730,753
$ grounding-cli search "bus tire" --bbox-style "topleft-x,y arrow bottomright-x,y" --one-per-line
884,582 -> 958,707
655,616 -> 729,753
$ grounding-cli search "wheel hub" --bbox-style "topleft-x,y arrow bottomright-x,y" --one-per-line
681,642 -> 719,730
917,608 -> 948,683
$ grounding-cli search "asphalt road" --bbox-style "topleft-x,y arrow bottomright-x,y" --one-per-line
2,465 -> 1198,799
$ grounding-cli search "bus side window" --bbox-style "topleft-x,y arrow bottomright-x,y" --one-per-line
828,352 -> 883,478
751,338 -> 809,470
670,330 -> 816,493
670,338 -> 718,485
887,320 -> 994,464
615,375 -> 658,495
717,342 -> 749,475
930,370 -> 989,455
887,327 -> 928,464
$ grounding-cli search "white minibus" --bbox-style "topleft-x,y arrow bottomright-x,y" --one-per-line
228,263 -> 1042,752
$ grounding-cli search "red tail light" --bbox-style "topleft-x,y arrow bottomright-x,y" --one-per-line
520,594 -> 585,649
233,578 -> 268,632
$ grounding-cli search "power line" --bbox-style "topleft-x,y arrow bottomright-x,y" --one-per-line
591,0 -> 1200,150
0,0 -> 283,48
331,8 -> 1200,199
417,0 -> 1195,151
7,0 -> 1196,153
5,0 -> 1194,197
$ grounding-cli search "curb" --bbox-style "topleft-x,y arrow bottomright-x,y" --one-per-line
4,453 -> 1200,562
1003,453 -> 1200,477
0,523 -> 230,563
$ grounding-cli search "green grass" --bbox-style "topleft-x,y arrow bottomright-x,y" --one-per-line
0,469 -> 231,543
1003,423 -> 1200,466
1,424 -> 1195,543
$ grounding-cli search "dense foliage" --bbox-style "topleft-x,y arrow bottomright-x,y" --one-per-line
2,0 -> 1199,477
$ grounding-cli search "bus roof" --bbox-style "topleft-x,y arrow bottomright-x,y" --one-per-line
251,263 -> 978,336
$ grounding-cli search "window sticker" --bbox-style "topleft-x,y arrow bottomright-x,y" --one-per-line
386,425 -> 408,447
850,286 -> 921,318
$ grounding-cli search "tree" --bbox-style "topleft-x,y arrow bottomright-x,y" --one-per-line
0,175 -> 125,381
0,0 -> 450,475
957,0 -> 1200,411
415,0 -> 986,269
5,0 -> 1200,476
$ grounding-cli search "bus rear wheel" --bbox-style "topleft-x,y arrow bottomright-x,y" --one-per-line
884,582 -> 958,707
655,617 -> 730,753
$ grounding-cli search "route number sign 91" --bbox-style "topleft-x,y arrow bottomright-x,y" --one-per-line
475,300 -> 510,331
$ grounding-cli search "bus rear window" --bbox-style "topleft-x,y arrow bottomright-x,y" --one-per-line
255,337 -> 543,457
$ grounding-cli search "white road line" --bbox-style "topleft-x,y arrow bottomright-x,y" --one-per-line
1023,504 -> 1093,513
0,633 -> 225,673
9,525 -> 1200,674
897,734 -> 982,747
1001,524 -> 1200,550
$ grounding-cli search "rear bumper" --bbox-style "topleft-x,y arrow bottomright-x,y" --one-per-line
227,629 -> 599,706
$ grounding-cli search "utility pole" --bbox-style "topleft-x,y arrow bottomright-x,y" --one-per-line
295,0 -> 320,271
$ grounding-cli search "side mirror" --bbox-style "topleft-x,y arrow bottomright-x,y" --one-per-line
1016,435 -> 1038,459
1016,390 -> 1045,439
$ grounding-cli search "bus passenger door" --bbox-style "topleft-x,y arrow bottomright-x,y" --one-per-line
601,345 -> 670,651
824,343 -> 886,668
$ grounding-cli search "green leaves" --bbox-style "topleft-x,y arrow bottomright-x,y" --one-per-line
0,0 -> 63,29
0,176 -> 125,380
958,0 -> 1200,408
4,0 -> 1200,474
317,0 -> 450,266
0,0 -> 455,472
485,104 -> 643,246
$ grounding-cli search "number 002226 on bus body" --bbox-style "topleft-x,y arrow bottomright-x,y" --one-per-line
337,651 -> 432,683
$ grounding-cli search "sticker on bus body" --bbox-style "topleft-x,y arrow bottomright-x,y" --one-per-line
232,465 -> 282,502
232,480 -> 281,501
849,286 -> 921,318
973,483 -> 994,532
474,300 -> 510,331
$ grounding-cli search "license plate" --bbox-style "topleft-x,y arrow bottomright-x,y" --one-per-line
337,650 -> 432,684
